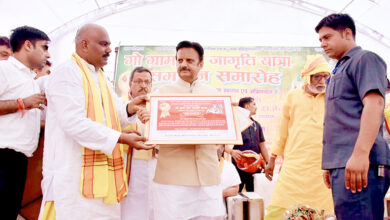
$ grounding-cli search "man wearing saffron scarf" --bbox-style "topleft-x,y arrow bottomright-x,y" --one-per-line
39,24 -> 152,220
264,54 -> 334,219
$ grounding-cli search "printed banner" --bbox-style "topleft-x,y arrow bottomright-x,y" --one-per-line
145,95 -> 241,145
156,99 -> 228,131
114,45 -> 326,167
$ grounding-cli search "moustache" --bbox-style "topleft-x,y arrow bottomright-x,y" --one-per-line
180,67 -> 190,71
138,88 -> 148,92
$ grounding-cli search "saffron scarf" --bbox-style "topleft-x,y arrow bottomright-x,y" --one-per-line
72,53 -> 127,204
301,54 -> 330,85
123,122 -> 136,184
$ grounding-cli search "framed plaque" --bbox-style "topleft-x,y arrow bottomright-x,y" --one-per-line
145,94 -> 243,145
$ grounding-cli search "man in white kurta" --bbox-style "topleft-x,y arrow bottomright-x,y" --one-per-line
121,67 -> 157,220
39,24 -> 151,220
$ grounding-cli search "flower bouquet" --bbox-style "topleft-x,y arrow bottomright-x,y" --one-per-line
283,205 -> 336,220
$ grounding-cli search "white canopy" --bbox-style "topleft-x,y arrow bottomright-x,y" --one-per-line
1,0 -> 389,75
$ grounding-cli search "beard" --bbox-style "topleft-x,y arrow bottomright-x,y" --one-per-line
307,84 -> 326,94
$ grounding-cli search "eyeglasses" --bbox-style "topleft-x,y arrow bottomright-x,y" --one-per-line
312,74 -> 330,81
132,80 -> 152,85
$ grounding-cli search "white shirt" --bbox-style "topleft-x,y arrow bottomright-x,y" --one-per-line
0,56 -> 41,156
36,75 -> 50,121
39,56 -> 136,220
36,74 -> 50,93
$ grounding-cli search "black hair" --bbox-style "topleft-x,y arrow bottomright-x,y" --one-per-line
10,26 -> 50,52
129,66 -> 152,82
315,13 -> 356,38
239,97 -> 254,108
176,40 -> 204,61
0,36 -> 11,48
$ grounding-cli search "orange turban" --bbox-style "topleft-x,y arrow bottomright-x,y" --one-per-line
301,54 -> 330,85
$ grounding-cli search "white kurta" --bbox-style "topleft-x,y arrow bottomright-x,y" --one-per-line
39,57 -> 136,220
36,75 -> 50,121
153,182 -> 224,220
121,157 -> 157,220
221,160 -> 241,191
121,118 -> 157,220
220,160 -> 241,217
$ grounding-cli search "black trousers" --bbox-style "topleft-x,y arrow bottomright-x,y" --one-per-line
232,160 -> 261,192
0,148 -> 28,220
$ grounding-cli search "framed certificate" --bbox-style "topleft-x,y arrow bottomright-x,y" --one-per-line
145,94 -> 243,145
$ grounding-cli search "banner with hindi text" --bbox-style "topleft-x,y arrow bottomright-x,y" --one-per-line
114,45 -> 326,167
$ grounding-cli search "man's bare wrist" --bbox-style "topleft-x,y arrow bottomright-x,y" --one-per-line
352,145 -> 370,157
126,103 -> 136,117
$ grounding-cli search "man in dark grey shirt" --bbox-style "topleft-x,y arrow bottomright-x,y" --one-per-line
316,13 -> 390,219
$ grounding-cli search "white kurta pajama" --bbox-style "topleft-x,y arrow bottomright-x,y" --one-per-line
39,57 -> 136,220
121,120 -> 157,220
121,156 -> 157,220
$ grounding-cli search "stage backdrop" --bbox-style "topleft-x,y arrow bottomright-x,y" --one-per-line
114,45 -> 326,168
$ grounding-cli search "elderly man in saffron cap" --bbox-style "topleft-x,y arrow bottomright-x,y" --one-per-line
264,54 -> 334,219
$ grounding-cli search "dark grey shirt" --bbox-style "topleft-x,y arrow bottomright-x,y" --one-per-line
322,46 -> 390,169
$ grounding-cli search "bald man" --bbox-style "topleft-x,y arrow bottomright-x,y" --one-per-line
39,24 -> 152,219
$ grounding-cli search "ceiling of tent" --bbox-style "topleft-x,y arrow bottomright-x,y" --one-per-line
1,0 -> 389,75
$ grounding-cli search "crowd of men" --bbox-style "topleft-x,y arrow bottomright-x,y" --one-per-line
0,13 -> 389,220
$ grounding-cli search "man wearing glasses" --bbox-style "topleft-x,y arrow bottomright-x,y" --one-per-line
264,54 -> 333,219
121,66 -> 156,220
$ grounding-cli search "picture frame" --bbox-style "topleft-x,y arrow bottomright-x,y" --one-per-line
144,94 -> 242,145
